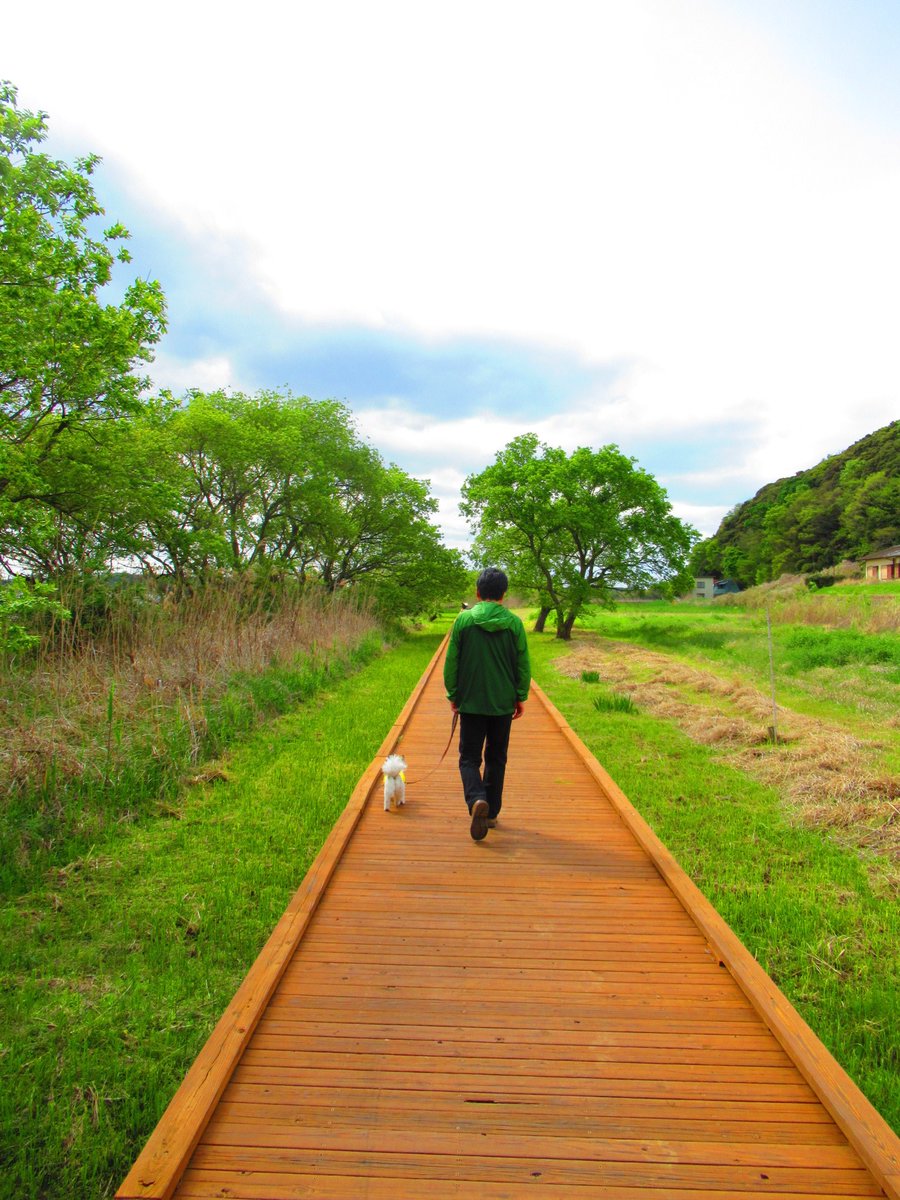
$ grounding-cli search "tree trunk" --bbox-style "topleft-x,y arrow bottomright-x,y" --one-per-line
532,605 -> 551,633
556,610 -> 578,640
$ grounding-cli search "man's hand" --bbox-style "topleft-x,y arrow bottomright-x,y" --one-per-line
449,701 -> 459,714
512,701 -> 526,720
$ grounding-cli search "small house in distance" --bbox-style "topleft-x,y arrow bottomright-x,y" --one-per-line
694,576 -> 716,599
860,545 -> 900,581
693,576 -> 741,599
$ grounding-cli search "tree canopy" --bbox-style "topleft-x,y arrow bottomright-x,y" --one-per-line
0,81 -> 167,515
138,389 -> 468,616
0,385 -> 467,619
461,434 -> 697,638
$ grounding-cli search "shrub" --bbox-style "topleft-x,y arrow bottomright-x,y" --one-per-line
593,690 -> 638,714
784,626 -> 900,670
0,579 -> 70,656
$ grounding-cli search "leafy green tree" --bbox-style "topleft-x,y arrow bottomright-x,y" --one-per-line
841,471 -> 900,555
313,457 -> 467,613
688,536 -> 724,578
139,389 -> 466,617
462,434 -> 697,639
0,400 -> 177,582
0,82 -> 166,538
147,390 -> 382,581
0,576 -> 69,656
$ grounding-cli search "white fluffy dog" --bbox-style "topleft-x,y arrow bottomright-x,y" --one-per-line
382,754 -> 407,811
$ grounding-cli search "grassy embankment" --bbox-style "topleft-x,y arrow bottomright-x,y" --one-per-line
1,584 -> 381,897
0,596 -> 446,1200
527,582 -> 899,1136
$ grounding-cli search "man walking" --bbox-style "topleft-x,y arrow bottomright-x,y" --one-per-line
443,568 -> 531,841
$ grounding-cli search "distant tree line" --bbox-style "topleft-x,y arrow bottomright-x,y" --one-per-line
0,81 -> 465,627
1,386 -> 466,611
691,420 -> 900,586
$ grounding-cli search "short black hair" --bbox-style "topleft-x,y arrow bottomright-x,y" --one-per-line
476,567 -> 508,601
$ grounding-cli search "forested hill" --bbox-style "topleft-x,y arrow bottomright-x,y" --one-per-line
690,420 -> 899,586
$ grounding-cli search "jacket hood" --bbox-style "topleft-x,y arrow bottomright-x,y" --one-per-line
470,601 -> 519,632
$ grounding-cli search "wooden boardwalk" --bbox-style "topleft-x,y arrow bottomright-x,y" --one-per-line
118,637 -> 900,1199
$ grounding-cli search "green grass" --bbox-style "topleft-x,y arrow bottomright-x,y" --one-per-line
783,625 -> 900,671
575,602 -> 900,763
0,624 -> 445,1200
827,581 -> 900,597
528,630 -> 900,1134
1,632 -> 388,900
592,690 -> 638,714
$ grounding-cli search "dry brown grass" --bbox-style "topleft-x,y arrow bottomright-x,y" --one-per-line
715,574 -> 900,633
0,583 -> 379,802
561,636 -> 899,868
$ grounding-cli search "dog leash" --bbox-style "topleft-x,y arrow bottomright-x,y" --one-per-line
403,710 -> 459,786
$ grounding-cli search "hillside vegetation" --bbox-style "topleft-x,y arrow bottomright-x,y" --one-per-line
691,420 -> 899,585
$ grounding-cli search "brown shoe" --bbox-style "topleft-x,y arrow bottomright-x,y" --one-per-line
469,799 -> 489,841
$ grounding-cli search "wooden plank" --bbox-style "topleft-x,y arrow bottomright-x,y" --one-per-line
229,1064 -> 818,1103
183,1146 -> 884,1194
248,1030 -> 793,1066
217,1082 -> 839,1126
213,1093 -> 845,1142
265,993 -> 763,1021
262,992 -> 783,1029
200,1122 -> 864,1169
293,943 -> 721,967
176,1173 -> 881,1200
237,1046 -> 804,1085
253,1018 -> 789,1054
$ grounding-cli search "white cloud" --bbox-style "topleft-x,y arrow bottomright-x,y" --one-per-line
668,502 -> 731,539
150,352 -> 241,395
5,0 -> 898,550
355,405 -> 525,469
15,5 -> 899,342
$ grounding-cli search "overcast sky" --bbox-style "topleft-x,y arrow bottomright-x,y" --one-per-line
5,0 -> 899,549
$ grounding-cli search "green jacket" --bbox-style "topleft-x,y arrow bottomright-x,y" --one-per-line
444,602 -> 531,716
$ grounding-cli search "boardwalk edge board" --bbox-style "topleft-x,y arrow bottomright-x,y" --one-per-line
115,634 -> 450,1200
531,679 -> 900,1200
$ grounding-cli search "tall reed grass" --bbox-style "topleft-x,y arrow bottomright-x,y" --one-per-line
716,577 -> 899,633
0,579 -> 381,895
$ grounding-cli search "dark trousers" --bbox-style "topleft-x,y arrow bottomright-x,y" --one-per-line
458,712 -> 513,819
